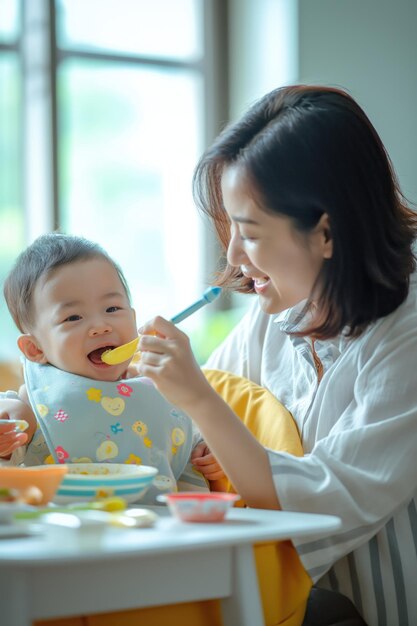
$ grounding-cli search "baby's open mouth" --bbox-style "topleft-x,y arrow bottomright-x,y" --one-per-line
88,346 -> 115,365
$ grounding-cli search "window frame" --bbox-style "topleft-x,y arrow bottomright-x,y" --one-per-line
0,0 -> 230,366
20,0 -> 228,247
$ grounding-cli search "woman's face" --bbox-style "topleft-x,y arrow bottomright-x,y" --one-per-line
221,164 -> 332,314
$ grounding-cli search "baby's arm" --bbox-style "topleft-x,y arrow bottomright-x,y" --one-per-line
0,389 -> 37,460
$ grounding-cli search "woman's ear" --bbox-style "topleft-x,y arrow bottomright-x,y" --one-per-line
317,213 -> 333,259
17,334 -> 48,364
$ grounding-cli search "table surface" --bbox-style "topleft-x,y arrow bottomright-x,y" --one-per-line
0,506 -> 342,626
0,505 -> 342,564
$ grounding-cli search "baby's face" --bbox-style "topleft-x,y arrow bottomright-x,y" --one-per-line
28,258 -> 137,381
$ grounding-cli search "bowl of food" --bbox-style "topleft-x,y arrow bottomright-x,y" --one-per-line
0,465 -> 69,511
54,463 -> 158,504
158,492 -> 240,523
0,465 -> 68,505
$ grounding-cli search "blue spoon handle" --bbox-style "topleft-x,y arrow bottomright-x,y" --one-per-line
170,287 -> 222,324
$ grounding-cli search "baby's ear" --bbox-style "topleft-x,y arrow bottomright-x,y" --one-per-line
17,334 -> 48,364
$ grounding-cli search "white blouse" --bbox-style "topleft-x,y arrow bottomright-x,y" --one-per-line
206,278 -> 417,626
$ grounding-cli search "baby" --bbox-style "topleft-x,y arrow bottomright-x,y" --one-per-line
0,233 -> 214,501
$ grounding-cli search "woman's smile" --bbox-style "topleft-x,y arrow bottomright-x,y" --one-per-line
242,271 -> 272,295
252,276 -> 271,293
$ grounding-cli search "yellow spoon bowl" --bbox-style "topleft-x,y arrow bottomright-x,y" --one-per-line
101,337 -> 140,365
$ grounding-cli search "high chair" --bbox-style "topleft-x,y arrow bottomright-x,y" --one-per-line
34,369 -> 312,626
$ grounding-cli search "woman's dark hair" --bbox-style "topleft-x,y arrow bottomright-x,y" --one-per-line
4,232 -> 131,333
193,84 -> 417,339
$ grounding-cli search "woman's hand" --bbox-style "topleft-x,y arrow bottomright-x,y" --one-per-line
138,318 -> 281,510
137,316 -> 214,412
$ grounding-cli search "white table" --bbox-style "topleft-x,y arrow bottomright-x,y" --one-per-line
0,507 -> 341,626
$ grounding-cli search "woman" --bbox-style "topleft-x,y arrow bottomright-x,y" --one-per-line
138,85 -> 417,626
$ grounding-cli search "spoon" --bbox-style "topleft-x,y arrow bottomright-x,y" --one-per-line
101,286 -> 222,365
0,419 -> 29,432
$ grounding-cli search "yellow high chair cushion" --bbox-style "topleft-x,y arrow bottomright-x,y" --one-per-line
35,370 -> 311,626
203,368 -> 303,502
202,369 -> 311,626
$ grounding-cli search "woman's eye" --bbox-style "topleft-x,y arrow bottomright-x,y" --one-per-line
106,306 -> 121,313
64,314 -> 81,322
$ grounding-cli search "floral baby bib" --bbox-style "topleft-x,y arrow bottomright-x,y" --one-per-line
23,360 -> 207,502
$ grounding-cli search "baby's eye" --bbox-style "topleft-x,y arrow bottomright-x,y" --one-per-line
64,314 -> 82,322
106,306 -> 122,313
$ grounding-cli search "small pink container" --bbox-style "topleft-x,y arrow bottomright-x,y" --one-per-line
159,492 -> 240,523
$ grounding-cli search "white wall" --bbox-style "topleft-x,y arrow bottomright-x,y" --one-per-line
228,0 -> 298,119
298,0 -> 417,204
228,0 -> 417,204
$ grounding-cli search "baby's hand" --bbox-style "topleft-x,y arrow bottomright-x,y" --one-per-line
191,442 -> 225,481
0,415 -> 29,458
0,398 -> 37,459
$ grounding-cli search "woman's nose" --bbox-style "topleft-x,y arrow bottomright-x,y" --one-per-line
227,229 -> 248,267
89,323 -> 112,337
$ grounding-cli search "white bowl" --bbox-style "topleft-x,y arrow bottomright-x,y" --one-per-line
54,463 -> 157,505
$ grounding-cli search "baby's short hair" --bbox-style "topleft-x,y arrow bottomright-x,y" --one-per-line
4,233 -> 131,333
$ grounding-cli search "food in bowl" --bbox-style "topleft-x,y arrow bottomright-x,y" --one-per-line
0,465 -> 68,506
158,492 -> 240,523
0,485 -> 42,505
54,463 -> 158,504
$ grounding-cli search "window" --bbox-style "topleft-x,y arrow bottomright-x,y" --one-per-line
0,0 -> 229,365
0,0 -> 24,359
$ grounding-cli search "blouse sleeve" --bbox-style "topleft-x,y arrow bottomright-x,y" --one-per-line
267,317 -> 417,579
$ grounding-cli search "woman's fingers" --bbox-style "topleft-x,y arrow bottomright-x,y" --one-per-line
139,316 -> 179,339
136,314 -> 211,412
139,334 -> 168,354
139,350 -> 164,367
139,333 -> 189,370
